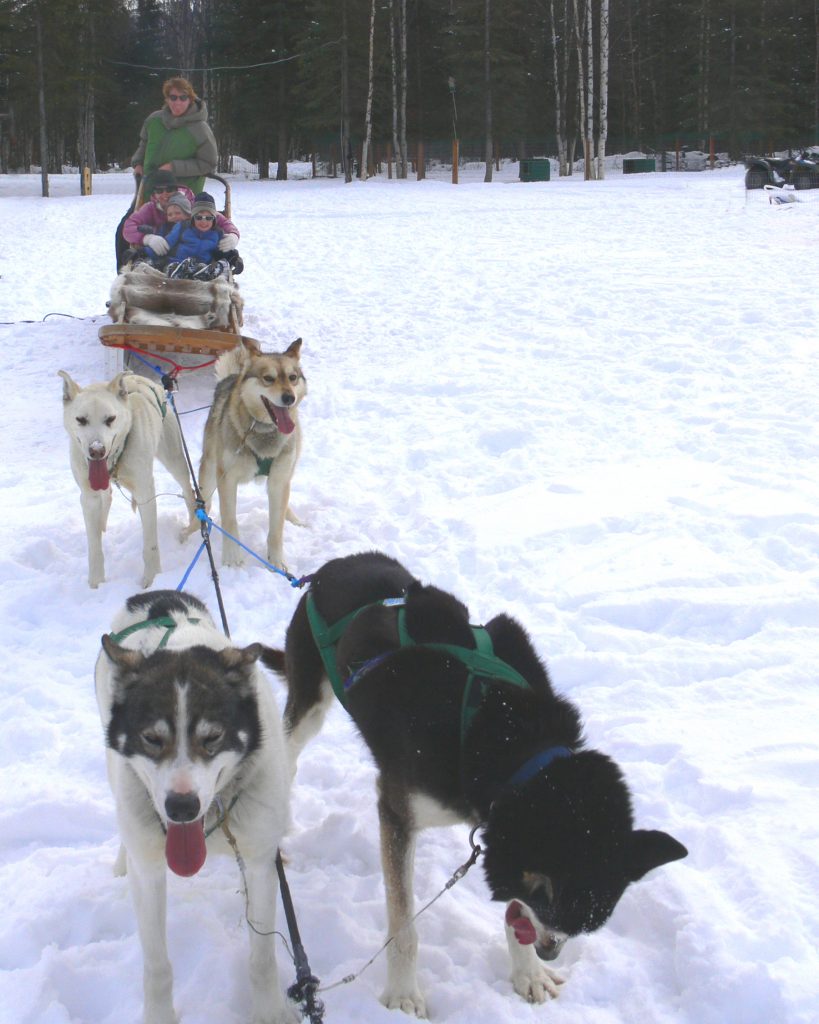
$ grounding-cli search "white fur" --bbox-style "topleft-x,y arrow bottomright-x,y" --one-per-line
58,371 -> 197,588
95,601 -> 299,1024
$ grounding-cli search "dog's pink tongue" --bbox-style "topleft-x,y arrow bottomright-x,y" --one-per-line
165,820 -> 207,877
88,458 -> 110,491
271,404 -> 295,435
506,901 -> 537,945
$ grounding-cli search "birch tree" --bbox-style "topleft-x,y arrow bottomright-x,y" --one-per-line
596,0 -> 609,179
360,0 -> 376,178
386,0 -> 408,178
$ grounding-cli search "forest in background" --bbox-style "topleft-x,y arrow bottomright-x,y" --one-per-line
1,0 -> 818,180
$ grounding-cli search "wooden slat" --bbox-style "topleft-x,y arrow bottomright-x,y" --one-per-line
98,322 -> 254,356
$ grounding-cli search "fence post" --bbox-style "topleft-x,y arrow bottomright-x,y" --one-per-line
81,166 -> 92,195
452,139 -> 459,184
417,141 -> 425,180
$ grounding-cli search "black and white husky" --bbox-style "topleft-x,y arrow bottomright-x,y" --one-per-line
95,589 -> 299,1024
266,551 -> 687,1017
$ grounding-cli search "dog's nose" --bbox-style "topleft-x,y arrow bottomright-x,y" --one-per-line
281,392 -> 295,406
165,792 -> 201,823
88,441 -> 106,460
535,934 -> 567,961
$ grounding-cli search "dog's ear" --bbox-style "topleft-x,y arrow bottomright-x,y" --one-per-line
57,370 -> 80,404
285,337 -> 302,359
218,643 -> 264,669
627,829 -> 688,881
107,372 -> 130,401
101,633 -> 144,670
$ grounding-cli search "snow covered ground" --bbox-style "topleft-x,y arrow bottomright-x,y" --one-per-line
0,162 -> 817,1024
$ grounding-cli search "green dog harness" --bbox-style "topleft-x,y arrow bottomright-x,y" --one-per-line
305,592 -> 532,747
108,615 -> 200,649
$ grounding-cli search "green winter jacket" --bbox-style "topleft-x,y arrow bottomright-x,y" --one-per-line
131,98 -> 218,195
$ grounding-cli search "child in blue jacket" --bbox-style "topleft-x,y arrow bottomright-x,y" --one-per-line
166,192 -> 241,279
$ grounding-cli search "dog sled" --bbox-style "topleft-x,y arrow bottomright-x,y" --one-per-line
100,174 -> 248,375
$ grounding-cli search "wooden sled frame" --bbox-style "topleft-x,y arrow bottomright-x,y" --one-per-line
101,173 -> 244,374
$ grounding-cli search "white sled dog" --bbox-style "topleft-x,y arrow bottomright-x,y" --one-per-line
199,340 -> 307,571
59,370 -> 196,588
96,589 -> 298,1024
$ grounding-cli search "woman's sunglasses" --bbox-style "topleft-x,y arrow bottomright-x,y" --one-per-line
167,93 -> 190,102
152,188 -> 174,195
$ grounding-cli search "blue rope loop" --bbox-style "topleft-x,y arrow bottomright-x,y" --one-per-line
191,508 -> 310,588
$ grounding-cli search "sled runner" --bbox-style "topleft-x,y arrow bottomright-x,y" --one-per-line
100,175 -> 244,374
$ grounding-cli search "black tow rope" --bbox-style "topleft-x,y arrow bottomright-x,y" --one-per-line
161,373 -> 324,1022
277,852 -> 325,1022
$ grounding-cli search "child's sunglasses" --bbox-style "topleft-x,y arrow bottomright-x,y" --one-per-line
167,93 -> 190,102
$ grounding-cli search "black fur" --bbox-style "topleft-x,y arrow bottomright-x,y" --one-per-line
125,589 -> 209,620
105,644 -> 262,762
275,551 -> 687,947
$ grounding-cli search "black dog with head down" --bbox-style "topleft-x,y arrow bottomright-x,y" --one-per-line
266,551 -> 687,1016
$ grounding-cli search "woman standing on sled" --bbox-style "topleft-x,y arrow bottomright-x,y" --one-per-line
131,76 -> 217,196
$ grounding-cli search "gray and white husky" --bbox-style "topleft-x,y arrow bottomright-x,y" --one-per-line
198,340 -> 307,572
59,370 -> 197,589
95,590 -> 298,1024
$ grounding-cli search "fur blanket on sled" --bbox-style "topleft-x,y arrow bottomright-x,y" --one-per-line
107,264 -> 243,329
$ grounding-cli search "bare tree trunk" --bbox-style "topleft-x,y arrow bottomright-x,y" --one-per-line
697,0 -> 711,146
815,0 -> 819,144
549,0 -> 569,175
398,0 -> 408,178
573,0 -> 588,179
584,0 -> 593,179
276,1 -> 288,179
341,0 -> 352,182
596,0 -> 609,179
163,0 -> 202,76
484,0 -> 492,182
361,0 -> 376,179
389,0 -> 400,175
35,4 -> 48,196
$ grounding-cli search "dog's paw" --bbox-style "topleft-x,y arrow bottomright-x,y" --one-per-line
381,988 -> 428,1018
221,544 -> 245,568
250,996 -> 301,1024
179,520 -> 199,542
511,964 -> 564,1004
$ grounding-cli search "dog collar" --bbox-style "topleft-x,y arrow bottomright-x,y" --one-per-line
506,746 -> 573,788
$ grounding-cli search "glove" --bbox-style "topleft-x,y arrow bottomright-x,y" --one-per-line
218,233 -> 239,252
143,234 -> 169,255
